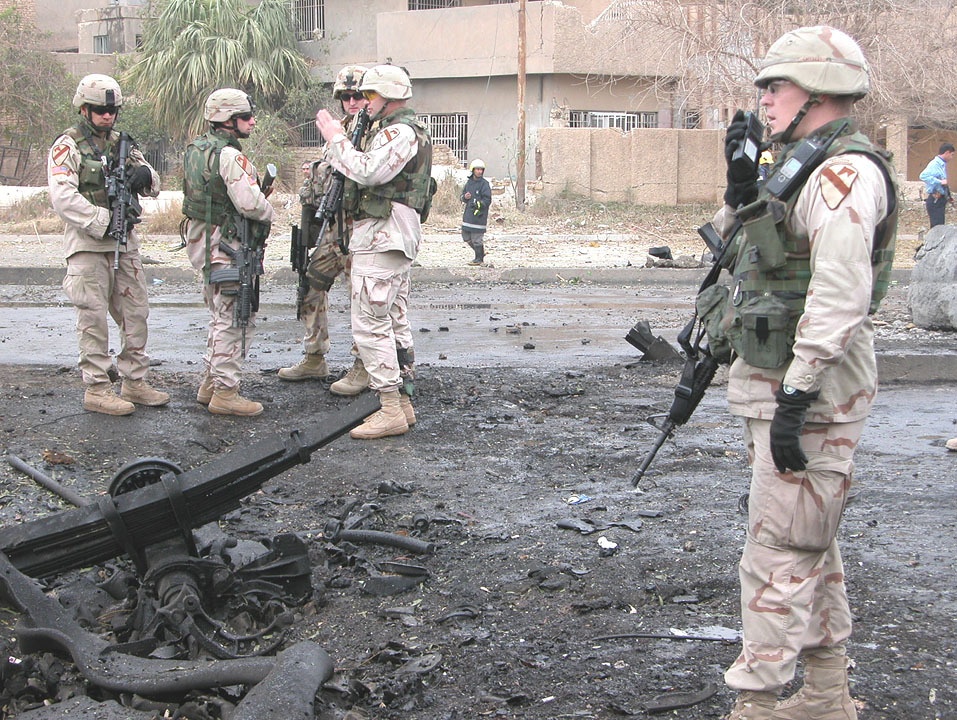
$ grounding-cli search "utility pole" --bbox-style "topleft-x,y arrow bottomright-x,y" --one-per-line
516,0 -> 527,210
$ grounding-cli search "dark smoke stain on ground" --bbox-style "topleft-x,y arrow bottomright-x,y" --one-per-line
0,363 -> 955,719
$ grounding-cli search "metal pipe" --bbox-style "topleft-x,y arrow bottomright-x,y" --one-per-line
7,454 -> 92,508
337,529 -> 435,555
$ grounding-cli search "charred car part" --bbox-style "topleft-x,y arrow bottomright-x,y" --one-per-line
0,395 -> 377,706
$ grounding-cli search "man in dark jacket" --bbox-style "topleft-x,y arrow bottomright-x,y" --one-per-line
460,158 -> 491,265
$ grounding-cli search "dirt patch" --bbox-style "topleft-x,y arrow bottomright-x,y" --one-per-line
0,345 -> 955,718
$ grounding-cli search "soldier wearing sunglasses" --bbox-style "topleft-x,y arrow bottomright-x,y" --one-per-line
47,74 -> 168,416
182,89 -> 274,417
279,65 -> 372,395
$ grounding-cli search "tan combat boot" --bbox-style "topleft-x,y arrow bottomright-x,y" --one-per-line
278,354 -> 328,381
400,394 -> 416,426
330,357 -> 370,396
208,387 -> 264,417
196,375 -> 214,405
84,383 -> 135,416
725,691 -> 778,720
120,378 -> 170,407
350,389 -> 408,439
771,652 -> 857,720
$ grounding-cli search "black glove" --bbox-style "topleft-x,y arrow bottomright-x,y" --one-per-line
769,386 -> 820,473
128,165 -> 153,195
723,109 -> 759,209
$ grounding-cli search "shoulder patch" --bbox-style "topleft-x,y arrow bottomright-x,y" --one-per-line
50,143 -> 71,166
236,154 -> 253,176
381,127 -> 401,144
819,162 -> 859,210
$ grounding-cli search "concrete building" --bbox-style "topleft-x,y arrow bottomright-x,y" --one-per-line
11,0 -> 956,196
293,0 -> 691,179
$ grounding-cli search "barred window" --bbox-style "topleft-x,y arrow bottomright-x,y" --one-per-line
568,110 -> 658,131
416,113 -> 468,164
408,0 -> 460,9
292,0 -> 325,41
682,110 -> 702,130
297,121 -> 319,147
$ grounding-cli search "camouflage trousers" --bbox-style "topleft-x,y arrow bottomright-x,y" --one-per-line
350,250 -> 413,392
300,235 -> 351,356
200,273 -> 255,391
725,416 -> 865,693
62,250 -> 151,386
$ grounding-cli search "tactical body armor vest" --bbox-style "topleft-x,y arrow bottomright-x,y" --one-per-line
700,120 -> 898,369
182,129 -> 243,230
65,122 -> 118,210
343,108 -> 435,221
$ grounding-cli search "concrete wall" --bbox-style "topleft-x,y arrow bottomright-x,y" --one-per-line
538,127 -> 724,205
76,4 -> 146,54
30,0 -> 146,52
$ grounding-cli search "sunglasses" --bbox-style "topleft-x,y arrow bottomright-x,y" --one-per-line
339,92 -> 364,102
233,112 -> 254,122
89,105 -> 119,116
362,90 -> 379,101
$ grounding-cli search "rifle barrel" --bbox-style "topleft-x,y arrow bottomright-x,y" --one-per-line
630,419 -> 675,488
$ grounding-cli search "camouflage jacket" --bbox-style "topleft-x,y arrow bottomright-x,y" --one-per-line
718,121 -> 898,423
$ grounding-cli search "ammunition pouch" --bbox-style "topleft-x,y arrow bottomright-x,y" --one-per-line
740,198 -> 788,272
695,284 -> 734,365
735,294 -> 792,368
696,284 -> 794,369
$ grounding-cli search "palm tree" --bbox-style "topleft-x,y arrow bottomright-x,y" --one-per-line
124,0 -> 310,143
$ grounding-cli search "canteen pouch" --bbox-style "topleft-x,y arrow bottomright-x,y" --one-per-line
735,294 -> 791,369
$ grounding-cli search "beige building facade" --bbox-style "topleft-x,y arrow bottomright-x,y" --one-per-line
15,0 -> 945,197
295,0 -> 687,179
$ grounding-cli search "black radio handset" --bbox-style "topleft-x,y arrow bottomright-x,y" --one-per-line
764,120 -> 849,201
729,111 -> 765,178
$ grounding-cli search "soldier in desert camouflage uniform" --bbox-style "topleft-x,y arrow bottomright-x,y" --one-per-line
48,74 -> 169,416
315,65 -> 433,440
278,65 -> 371,396
183,89 -> 274,417
708,27 -> 898,720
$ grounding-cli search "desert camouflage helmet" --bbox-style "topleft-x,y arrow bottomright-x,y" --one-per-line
755,25 -> 870,98
204,88 -> 255,122
333,65 -> 368,99
468,158 -> 486,171
359,65 -> 412,101
73,74 -> 123,109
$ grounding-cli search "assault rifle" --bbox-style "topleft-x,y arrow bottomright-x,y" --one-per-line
211,163 -> 276,356
314,108 -> 370,254
106,132 -> 142,270
630,222 -> 729,488
290,198 -> 316,321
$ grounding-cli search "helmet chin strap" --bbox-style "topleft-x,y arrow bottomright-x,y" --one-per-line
776,95 -> 822,144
